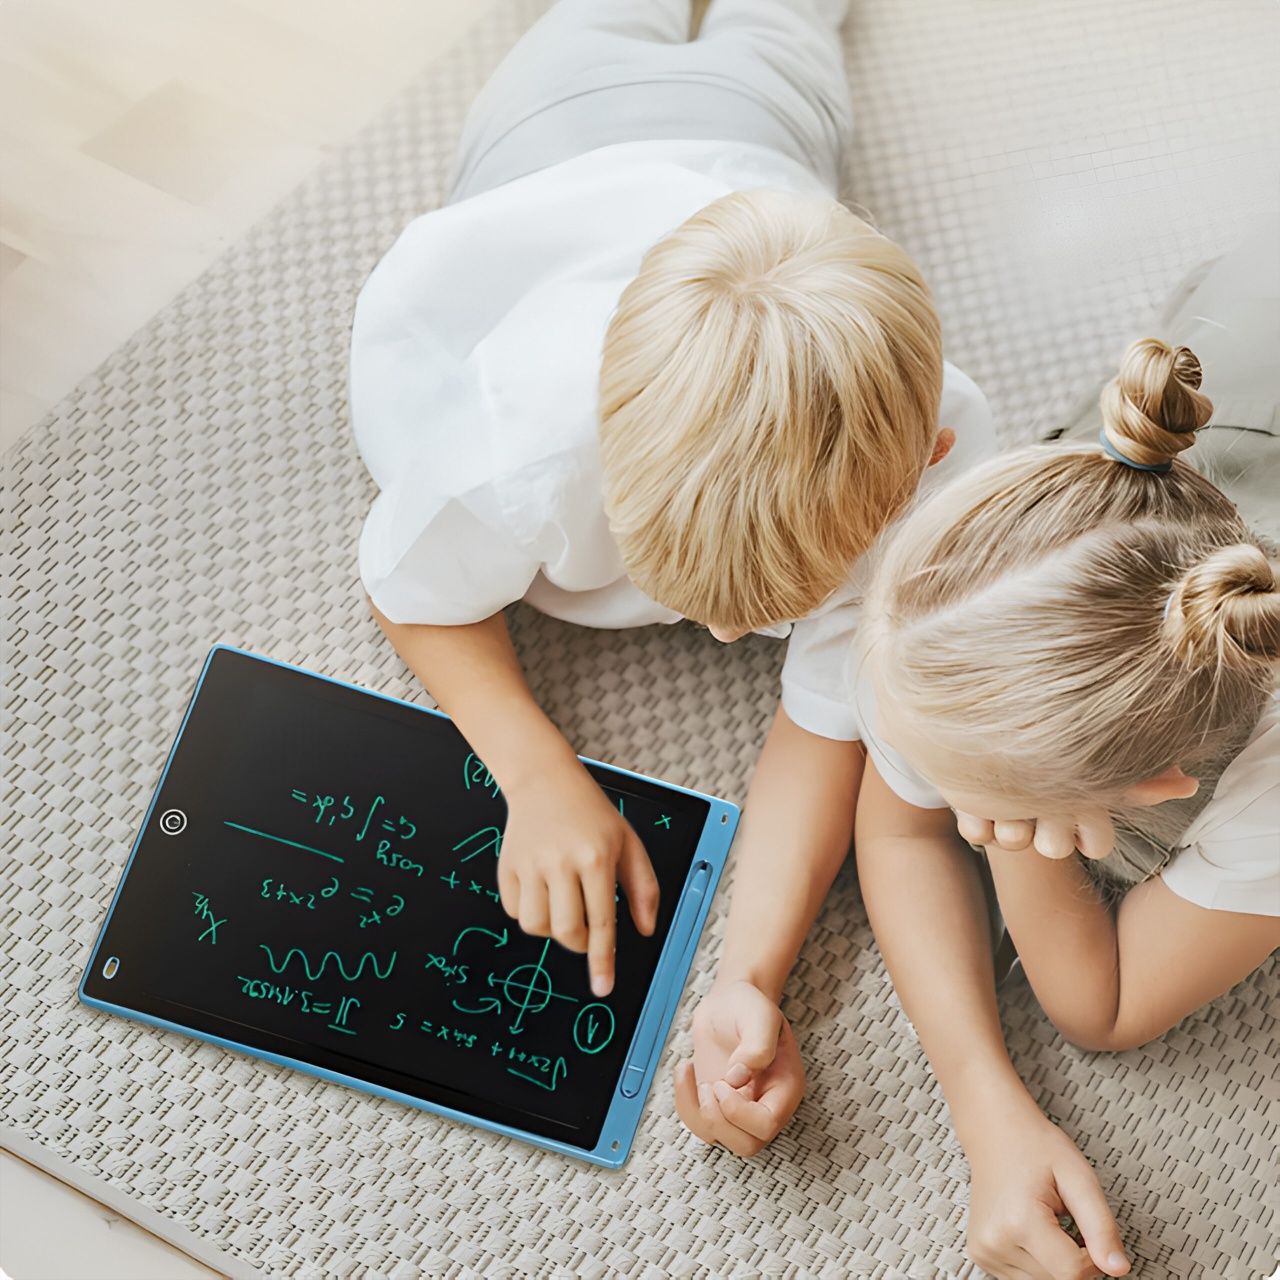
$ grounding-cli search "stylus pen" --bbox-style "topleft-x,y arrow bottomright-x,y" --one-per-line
618,860 -> 713,1098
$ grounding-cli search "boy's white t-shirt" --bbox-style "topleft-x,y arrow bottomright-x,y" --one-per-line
857,673 -> 1280,918
350,137 -> 997,742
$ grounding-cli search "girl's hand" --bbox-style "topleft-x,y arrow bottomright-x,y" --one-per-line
965,1110 -> 1130,1280
498,761 -> 659,996
954,808 -> 1115,861
673,979 -> 806,1156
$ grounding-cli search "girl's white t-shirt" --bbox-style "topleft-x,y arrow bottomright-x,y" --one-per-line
857,675 -> 1280,918
350,137 -> 996,741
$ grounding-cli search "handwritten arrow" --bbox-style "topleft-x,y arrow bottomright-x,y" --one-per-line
452,925 -> 509,955
452,996 -> 502,1016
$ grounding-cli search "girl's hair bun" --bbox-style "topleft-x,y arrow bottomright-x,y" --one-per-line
1165,544 -> 1280,668
1100,338 -> 1213,470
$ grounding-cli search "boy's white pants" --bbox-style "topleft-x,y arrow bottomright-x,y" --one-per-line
447,0 -> 854,202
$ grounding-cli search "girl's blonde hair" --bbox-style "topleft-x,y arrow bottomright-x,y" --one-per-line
599,189 -> 943,630
864,338 -> 1278,862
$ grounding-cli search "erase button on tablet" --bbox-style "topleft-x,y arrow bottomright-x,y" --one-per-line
158,808 -> 187,836
619,1065 -> 646,1098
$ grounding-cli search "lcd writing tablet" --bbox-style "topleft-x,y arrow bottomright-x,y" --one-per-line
81,646 -> 738,1166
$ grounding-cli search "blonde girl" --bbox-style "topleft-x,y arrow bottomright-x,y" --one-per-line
679,339 -> 1278,1280
853,339 -> 1279,1280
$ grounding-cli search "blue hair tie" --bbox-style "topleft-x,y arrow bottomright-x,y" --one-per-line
1098,430 -> 1173,474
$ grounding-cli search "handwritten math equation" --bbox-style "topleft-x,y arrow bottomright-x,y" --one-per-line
223,930 -> 615,1094
223,763 -> 678,901
201,749 -> 682,1097
389,1015 -> 568,1092
232,975 -> 570,1091
289,788 -> 418,843
234,976 -> 361,1036
259,876 -> 404,929
271,779 -> 514,879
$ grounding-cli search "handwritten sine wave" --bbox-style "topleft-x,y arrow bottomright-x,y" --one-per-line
258,944 -> 396,982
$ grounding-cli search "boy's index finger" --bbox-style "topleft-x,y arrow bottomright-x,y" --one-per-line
583,866 -> 617,997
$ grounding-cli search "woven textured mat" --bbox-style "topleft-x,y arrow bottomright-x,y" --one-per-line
4,1 -> 1278,1276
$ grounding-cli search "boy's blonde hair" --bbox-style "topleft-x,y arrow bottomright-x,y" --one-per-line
599,189 -> 943,630
864,338 -> 1279,860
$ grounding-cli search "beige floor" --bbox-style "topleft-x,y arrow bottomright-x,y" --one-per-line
0,0 -> 498,453
0,4 -> 496,1272
0,1149 -> 222,1280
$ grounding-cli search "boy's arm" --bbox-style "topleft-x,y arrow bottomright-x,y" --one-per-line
985,846 -> 1280,1051
717,706 -> 863,1001
855,762 -> 1130,1279
371,603 -> 574,787
674,706 -> 861,1153
370,601 -> 659,994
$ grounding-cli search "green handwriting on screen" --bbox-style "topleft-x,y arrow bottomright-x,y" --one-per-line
203,758 -> 683,1094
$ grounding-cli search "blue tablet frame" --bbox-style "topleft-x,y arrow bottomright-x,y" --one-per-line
79,644 -> 739,1168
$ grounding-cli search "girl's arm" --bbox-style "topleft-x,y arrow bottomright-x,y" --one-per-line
985,848 -> 1280,1051
673,706 -> 862,1154
856,762 -> 1131,1279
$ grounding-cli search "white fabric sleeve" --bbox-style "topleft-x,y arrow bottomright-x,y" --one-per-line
779,603 -> 862,740
358,482 -> 540,626
848,668 -> 949,809
937,362 -> 997,461
349,228 -> 502,496
863,734 -> 950,811
1161,786 -> 1280,917
349,218 -> 542,626
781,605 -> 951,805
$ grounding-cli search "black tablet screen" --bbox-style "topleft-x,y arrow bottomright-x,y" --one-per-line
82,649 -> 710,1149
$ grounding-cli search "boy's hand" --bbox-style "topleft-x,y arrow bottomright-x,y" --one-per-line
954,808 -> 1115,861
498,760 -> 659,996
965,1109 -> 1130,1280
674,979 -> 805,1156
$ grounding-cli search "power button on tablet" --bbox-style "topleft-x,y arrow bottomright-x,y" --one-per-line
620,1065 -> 646,1099
158,808 -> 187,835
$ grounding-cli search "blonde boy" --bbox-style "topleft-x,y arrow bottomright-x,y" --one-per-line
350,0 -> 995,1005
